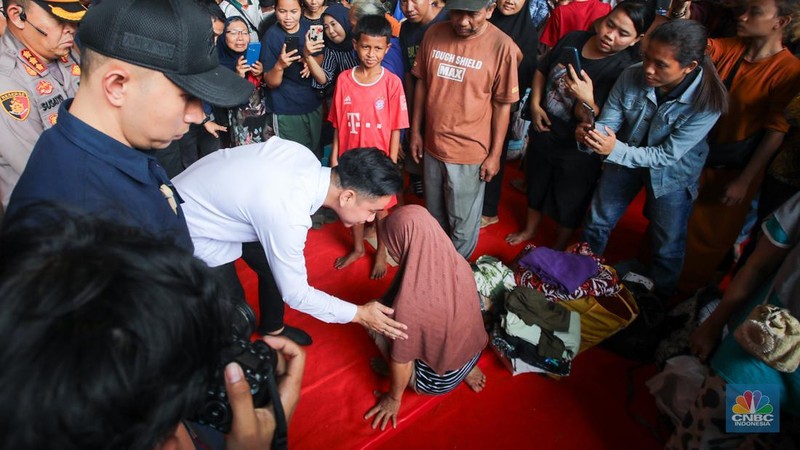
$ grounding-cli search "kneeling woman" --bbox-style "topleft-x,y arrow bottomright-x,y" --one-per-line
364,205 -> 488,431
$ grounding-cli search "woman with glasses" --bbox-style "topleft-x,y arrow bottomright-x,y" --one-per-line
218,17 -> 269,146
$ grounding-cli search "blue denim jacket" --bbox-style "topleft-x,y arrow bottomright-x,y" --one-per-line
588,63 -> 721,198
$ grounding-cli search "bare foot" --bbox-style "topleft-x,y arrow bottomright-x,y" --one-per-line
370,357 -> 390,378
505,230 -> 535,246
464,366 -> 486,392
334,249 -> 364,269
370,252 -> 388,279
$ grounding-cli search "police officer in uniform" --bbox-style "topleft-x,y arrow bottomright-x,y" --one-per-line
0,0 -> 85,213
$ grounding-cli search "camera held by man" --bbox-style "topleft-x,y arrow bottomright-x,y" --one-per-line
0,211 -> 305,450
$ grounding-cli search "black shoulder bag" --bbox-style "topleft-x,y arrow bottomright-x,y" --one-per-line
705,53 -> 765,169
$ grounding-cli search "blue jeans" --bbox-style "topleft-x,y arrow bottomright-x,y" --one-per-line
583,164 -> 696,296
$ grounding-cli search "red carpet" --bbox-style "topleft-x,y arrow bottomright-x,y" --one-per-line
237,162 -> 665,449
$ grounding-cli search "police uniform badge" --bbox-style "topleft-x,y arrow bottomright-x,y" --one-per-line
48,114 -> 58,126
71,65 -> 81,77
36,80 -> 54,95
20,50 -> 46,74
1,91 -> 31,121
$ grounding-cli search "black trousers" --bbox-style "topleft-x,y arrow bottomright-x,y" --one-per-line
214,242 -> 285,333
155,140 -> 185,179
179,123 -> 221,168
155,125 -> 221,178
481,132 -> 511,217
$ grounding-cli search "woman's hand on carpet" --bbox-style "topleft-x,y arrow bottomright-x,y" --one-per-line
364,391 -> 401,431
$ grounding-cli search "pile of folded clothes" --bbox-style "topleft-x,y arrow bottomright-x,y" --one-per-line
491,286 -> 581,376
515,243 -> 622,301
489,244 -> 640,375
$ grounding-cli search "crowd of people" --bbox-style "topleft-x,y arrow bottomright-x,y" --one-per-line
1,0 -> 800,448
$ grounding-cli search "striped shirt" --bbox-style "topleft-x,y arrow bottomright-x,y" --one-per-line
312,47 -> 359,89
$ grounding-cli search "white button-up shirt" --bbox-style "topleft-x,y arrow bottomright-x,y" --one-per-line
173,137 -> 358,323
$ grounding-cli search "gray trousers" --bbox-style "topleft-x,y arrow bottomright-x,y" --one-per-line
423,152 -> 485,259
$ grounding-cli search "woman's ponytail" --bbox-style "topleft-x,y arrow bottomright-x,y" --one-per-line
650,20 -> 728,114
697,54 -> 729,114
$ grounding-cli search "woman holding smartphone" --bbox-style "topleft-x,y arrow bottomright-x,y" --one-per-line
505,1 -> 654,250
218,17 -> 268,146
578,19 -> 728,299
303,3 -> 358,91
263,0 -> 324,157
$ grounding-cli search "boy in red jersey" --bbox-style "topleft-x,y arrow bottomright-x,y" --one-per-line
328,14 -> 409,279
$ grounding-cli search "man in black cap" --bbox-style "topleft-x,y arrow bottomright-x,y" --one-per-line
3,0 -> 289,447
0,0 -> 86,218
4,0 -> 253,251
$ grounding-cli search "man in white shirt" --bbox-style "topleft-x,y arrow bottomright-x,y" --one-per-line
173,140 -> 409,344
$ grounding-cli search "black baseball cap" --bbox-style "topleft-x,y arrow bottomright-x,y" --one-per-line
446,0 -> 492,12
77,0 -> 253,107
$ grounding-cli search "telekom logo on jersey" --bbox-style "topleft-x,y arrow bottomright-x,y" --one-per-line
346,112 -> 383,135
347,113 -> 360,134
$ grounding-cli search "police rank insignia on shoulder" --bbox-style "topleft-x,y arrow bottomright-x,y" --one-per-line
20,50 -> 46,74
1,91 -> 31,121
36,80 -> 54,95
24,65 -> 38,77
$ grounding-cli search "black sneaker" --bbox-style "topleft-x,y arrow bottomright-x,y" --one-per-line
260,324 -> 313,346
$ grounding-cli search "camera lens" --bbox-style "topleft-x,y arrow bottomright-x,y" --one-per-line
230,301 -> 257,338
199,399 -> 230,426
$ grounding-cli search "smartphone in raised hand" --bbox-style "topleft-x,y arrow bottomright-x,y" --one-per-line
565,46 -> 583,80
309,25 -> 323,43
284,36 -> 299,55
246,42 -> 261,66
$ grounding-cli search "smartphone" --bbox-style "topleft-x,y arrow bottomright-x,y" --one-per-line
581,102 -> 595,128
309,25 -> 323,43
565,46 -> 583,79
246,42 -> 261,66
581,101 -> 596,131
284,36 -> 299,55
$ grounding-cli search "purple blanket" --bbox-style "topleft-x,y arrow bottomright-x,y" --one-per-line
519,247 -> 599,293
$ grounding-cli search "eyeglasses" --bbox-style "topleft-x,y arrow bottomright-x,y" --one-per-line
226,30 -> 249,36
